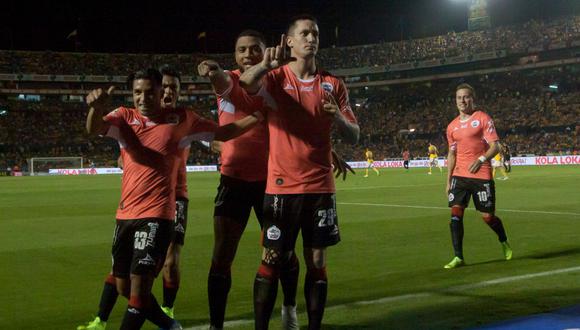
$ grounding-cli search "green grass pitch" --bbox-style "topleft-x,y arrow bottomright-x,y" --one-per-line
0,165 -> 579,329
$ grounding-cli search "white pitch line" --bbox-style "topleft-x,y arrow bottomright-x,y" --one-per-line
338,202 -> 580,217
185,266 -> 580,329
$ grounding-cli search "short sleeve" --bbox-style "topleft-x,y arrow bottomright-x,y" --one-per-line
447,125 -> 457,151
482,113 -> 499,143
335,79 -> 357,124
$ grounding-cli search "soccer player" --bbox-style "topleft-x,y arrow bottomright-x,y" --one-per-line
444,83 -> 513,269
427,142 -> 442,174
492,146 -> 508,180
84,68 -> 262,329
197,30 -> 300,330
78,66 -> 189,330
364,148 -> 380,177
502,143 -> 512,173
239,15 -> 359,330
402,149 -> 410,171
198,30 -> 353,330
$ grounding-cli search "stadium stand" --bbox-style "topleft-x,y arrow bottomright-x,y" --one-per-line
0,15 -> 578,172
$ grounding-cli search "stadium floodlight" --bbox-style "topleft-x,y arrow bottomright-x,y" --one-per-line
0,109 -> 7,116
549,84 -> 558,90
355,103 -> 361,107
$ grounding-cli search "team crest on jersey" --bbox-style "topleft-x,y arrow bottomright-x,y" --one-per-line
321,82 -> 333,93
165,113 -> 180,125
448,193 -> 455,202
471,120 -> 480,128
266,225 -> 281,240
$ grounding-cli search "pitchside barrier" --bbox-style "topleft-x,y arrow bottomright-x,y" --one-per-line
43,156 -> 579,176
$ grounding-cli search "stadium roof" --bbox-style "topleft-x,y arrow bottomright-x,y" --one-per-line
0,0 -> 577,54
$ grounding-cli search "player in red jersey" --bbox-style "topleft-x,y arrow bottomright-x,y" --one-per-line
198,30 -> 301,330
239,15 -> 359,330
402,149 -> 410,170
78,66 -> 190,330
84,68 -> 262,329
444,83 -> 513,269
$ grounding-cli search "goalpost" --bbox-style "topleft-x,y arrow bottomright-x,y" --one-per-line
29,157 -> 84,176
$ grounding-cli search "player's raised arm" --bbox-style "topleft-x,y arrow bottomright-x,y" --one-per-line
213,111 -> 265,142
86,86 -> 115,135
239,34 -> 295,94
197,60 -> 231,95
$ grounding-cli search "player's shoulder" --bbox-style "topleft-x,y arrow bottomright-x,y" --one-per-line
447,115 -> 461,128
226,69 -> 242,80
473,110 -> 492,119
108,106 -> 134,118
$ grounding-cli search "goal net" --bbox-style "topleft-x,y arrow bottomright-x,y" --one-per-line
29,157 -> 84,176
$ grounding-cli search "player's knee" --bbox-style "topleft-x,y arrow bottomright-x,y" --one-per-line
304,248 -> 326,269
116,278 -> 130,298
482,213 -> 497,224
210,260 -> 233,276
451,206 -> 464,221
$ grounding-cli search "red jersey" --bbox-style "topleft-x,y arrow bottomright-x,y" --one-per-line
446,110 -> 499,180
217,70 -> 268,181
257,65 -> 357,194
175,148 -> 189,200
104,106 -> 216,220
402,151 -> 410,161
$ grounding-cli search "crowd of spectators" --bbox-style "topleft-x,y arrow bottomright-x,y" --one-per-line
0,16 -> 578,76
333,65 -> 579,161
0,98 -> 219,172
1,65 -> 577,172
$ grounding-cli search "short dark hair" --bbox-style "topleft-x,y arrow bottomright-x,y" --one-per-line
287,14 -> 318,35
126,68 -> 162,90
456,83 -> 476,98
159,64 -> 181,82
236,29 -> 266,46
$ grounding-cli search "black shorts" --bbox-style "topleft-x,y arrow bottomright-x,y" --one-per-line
448,176 -> 496,213
172,198 -> 188,246
112,218 -> 173,278
262,193 -> 341,251
213,175 -> 266,227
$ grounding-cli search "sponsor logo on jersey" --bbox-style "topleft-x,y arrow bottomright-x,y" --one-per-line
471,120 -> 480,128
266,225 -> 281,240
321,82 -> 333,93
300,85 -> 313,92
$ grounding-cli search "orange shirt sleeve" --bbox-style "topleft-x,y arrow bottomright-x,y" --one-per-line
481,113 -> 499,143
335,79 -> 357,124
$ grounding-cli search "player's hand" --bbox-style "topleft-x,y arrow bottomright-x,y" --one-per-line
332,150 -> 355,181
261,34 -> 296,70
197,60 -> 221,77
86,86 -> 115,110
468,159 -> 483,173
322,91 -> 341,118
